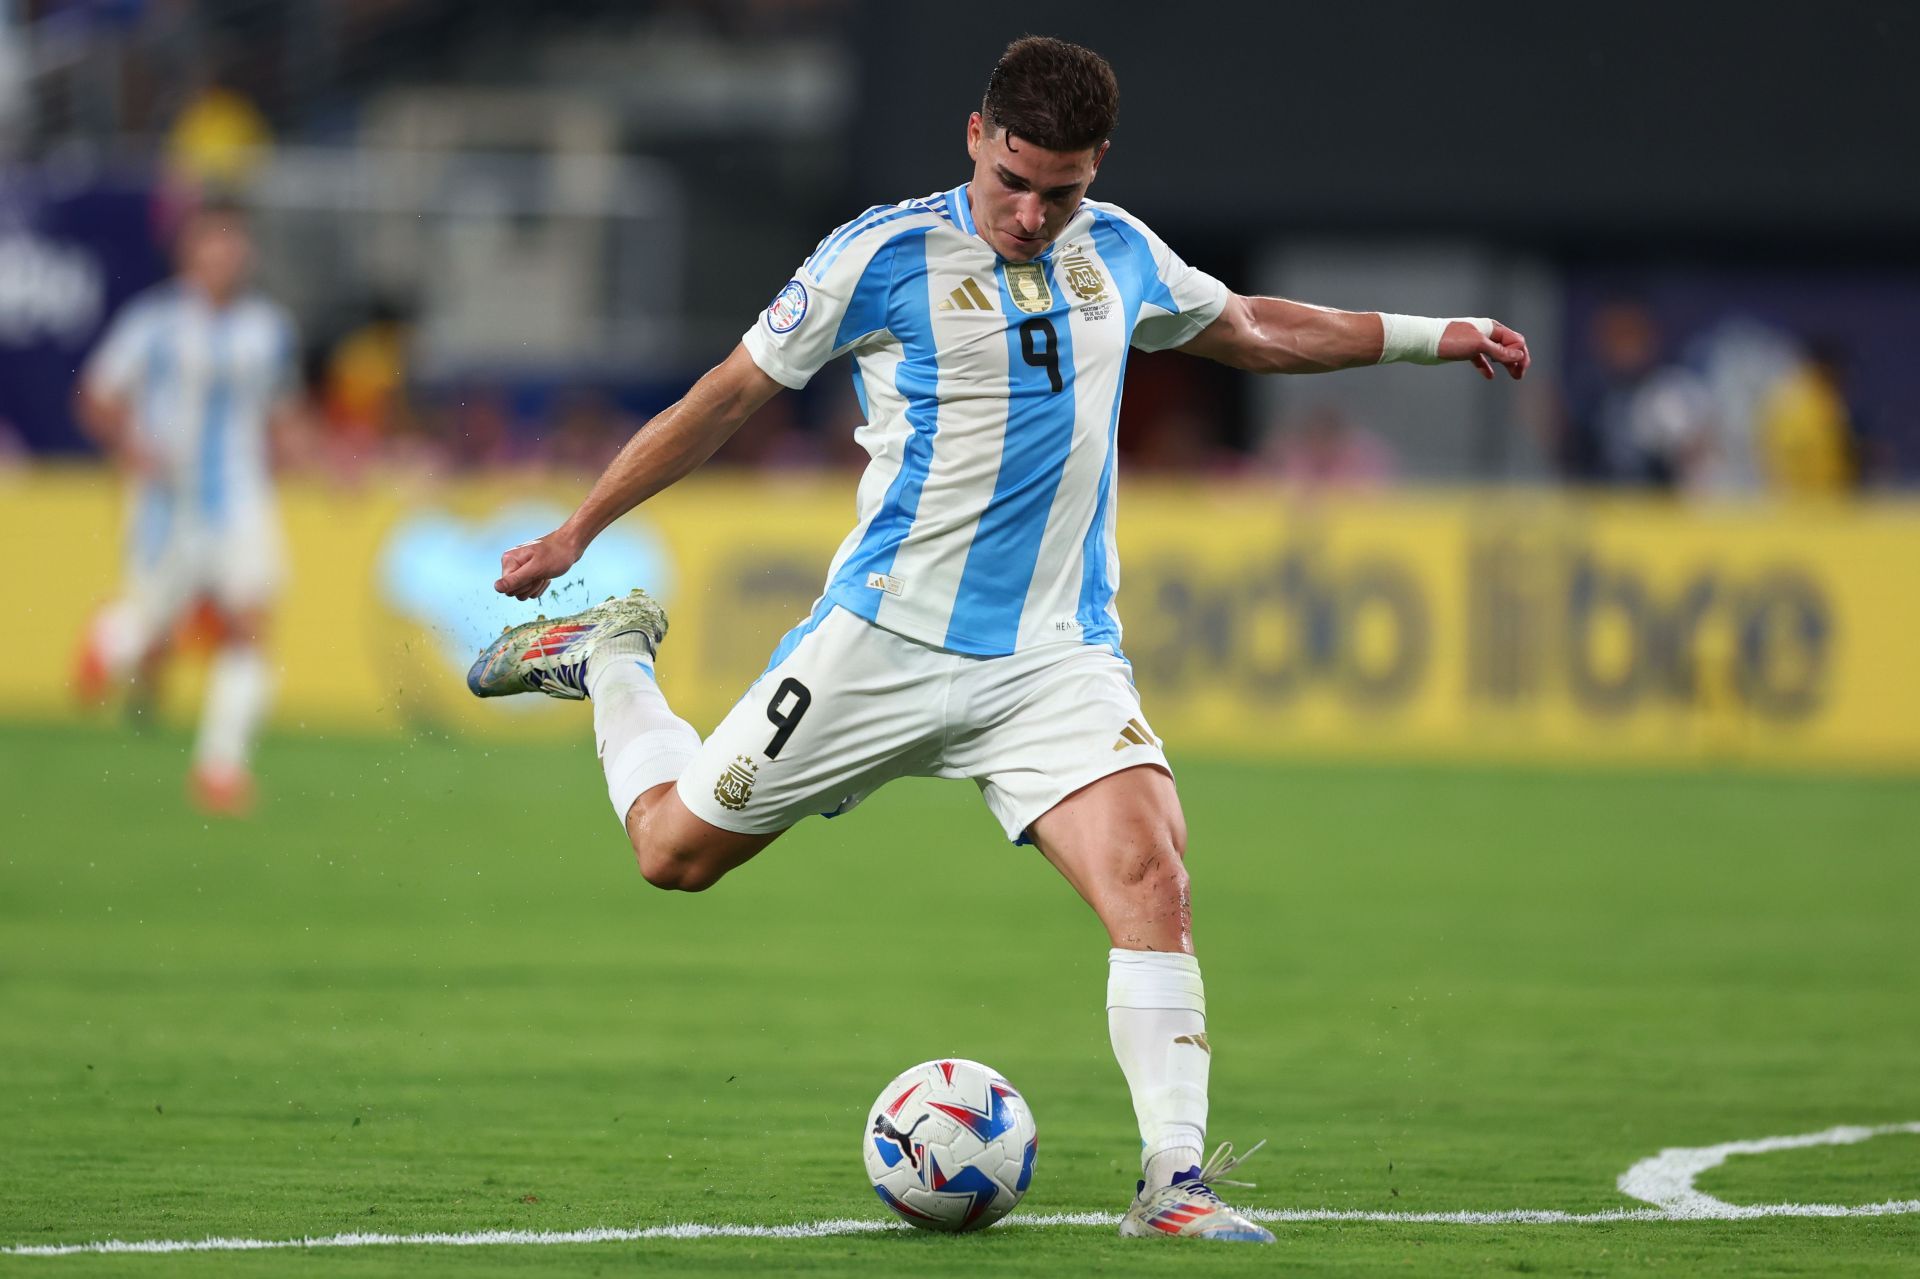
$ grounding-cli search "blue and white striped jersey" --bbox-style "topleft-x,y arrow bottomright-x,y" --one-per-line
84,282 -> 297,528
742,184 -> 1227,657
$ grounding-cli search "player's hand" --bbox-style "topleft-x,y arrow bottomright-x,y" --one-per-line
1440,320 -> 1530,381
495,529 -> 582,600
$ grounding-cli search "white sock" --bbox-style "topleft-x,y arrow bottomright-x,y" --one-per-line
1108,948 -> 1210,1190
587,637 -> 700,825
194,645 -> 271,773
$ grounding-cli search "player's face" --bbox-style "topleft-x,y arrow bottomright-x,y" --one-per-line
179,216 -> 253,300
965,113 -> 1105,262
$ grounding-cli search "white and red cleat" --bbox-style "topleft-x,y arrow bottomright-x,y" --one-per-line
1118,1141 -> 1274,1243
466,589 -> 667,701
190,765 -> 256,818
72,634 -> 110,706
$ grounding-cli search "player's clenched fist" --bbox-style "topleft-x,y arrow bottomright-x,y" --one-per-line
495,531 -> 581,600
1441,319 -> 1530,381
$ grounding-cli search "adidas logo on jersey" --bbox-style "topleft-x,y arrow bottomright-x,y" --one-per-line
937,278 -> 997,313
1112,718 -> 1160,751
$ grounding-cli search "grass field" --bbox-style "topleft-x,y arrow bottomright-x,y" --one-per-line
2,720 -> 1917,1275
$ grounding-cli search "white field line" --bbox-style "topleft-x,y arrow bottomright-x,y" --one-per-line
1618,1121 -> 1920,1217
8,1123 -> 1917,1258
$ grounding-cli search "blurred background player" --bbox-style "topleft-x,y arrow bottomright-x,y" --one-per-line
72,200 -> 302,815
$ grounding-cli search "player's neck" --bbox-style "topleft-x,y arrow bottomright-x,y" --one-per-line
182,277 -> 241,310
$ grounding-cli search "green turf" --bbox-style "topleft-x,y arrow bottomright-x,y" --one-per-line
2,720 -> 1917,1275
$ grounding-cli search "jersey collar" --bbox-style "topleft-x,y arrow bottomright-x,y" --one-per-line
948,182 -> 977,236
948,182 -> 1083,264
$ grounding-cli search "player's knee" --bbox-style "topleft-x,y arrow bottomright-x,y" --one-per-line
632,840 -> 715,892
628,827 -> 725,893
625,809 -> 680,890
637,855 -> 706,892
624,795 -> 735,892
1116,826 -> 1189,906
627,827 -> 680,890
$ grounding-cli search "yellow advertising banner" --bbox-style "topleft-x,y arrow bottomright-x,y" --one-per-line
7,467 -> 1918,770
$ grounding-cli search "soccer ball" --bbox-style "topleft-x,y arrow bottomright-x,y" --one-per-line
863,1058 -> 1038,1232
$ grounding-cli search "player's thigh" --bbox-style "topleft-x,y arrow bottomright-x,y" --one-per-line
1028,764 -> 1191,951
122,543 -> 201,638
1026,762 -> 1187,893
675,605 -> 945,839
953,643 -> 1174,846
953,645 -> 1187,941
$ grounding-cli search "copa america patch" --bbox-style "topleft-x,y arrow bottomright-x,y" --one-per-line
766,279 -> 808,333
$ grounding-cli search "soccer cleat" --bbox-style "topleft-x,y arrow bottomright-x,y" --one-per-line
189,764 -> 256,818
465,589 -> 667,701
1118,1140 -> 1274,1243
72,631 -> 110,706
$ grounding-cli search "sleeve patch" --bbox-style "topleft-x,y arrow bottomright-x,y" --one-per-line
766,280 -> 809,333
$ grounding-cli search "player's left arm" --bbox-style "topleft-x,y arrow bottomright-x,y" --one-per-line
1179,293 -> 1530,380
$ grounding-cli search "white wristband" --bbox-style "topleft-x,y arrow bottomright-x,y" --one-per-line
1377,314 -> 1493,365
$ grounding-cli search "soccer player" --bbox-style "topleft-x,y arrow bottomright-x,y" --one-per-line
75,200 -> 301,815
470,37 -> 1528,1242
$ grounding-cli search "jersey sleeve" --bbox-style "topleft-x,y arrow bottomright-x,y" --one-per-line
1108,212 -> 1230,353
82,298 -> 155,400
740,207 -> 909,389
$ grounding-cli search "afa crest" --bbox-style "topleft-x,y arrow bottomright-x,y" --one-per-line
1003,263 -> 1053,315
1059,250 -> 1108,303
714,754 -> 759,811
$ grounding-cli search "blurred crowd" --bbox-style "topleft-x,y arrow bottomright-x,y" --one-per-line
9,0 -> 849,160
285,304 -> 1882,499
3,1 -> 1910,499
51,278 -> 1886,499
1539,301 -> 1879,498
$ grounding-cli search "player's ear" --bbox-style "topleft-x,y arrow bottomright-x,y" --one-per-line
967,112 -> 984,161
1089,140 -> 1109,182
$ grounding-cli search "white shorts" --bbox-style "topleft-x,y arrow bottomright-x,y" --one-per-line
677,605 -> 1170,843
124,505 -> 285,627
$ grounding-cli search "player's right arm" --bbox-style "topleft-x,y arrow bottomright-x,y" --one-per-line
1182,294 -> 1530,380
75,297 -> 157,475
1096,202 -> 1529,379
497,205 -> 912,600
494,344 -> 781,600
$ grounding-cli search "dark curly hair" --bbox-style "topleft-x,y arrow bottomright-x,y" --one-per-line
981,36 -> 1119,153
